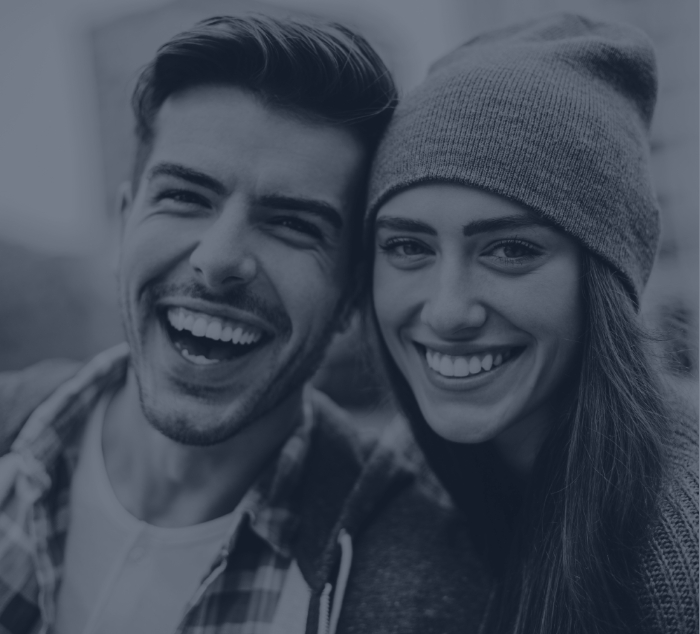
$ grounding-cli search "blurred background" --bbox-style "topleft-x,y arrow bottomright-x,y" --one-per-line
0,0 -> 697,411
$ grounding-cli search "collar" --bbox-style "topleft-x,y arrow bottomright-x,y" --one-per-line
290,392 -> 417,591
12,344 -> 313,559
235,388 -> 314,558
13,343 -> 130,478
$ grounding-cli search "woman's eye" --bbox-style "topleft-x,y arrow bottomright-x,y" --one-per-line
486,239 -> 540,263
379,238 -> 431,259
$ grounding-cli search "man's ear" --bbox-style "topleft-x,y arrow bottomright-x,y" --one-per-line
111,181 -> 134,274
336,302 -> 356,334
335,286 -> 362,334
116,181 -> 134,226
335,259 -> 369,333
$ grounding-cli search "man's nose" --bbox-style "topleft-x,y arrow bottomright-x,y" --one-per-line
189,204 -> 257,291
420,259 -> 487,337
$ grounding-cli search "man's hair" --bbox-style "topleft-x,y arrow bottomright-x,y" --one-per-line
130,13 -> 398,186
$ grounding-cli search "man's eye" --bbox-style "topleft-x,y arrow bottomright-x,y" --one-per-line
271,217 -> 323,239
378,237 -> 431,259
155,189 -> 211,208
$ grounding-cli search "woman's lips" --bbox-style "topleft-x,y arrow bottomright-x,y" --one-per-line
417,343 -> 525,379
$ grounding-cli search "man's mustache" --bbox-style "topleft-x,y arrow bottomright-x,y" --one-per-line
146,282 -> 292,335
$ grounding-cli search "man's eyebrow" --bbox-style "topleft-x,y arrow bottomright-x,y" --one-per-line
258,194 -> 344,231
462,215 -> 552,236
147,162 -> 227,196
374,216 -> 437,236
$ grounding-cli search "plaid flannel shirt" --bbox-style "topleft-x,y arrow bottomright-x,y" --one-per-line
0,344 -> 313,634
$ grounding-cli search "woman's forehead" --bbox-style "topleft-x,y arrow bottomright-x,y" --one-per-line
376,183 -> 544,229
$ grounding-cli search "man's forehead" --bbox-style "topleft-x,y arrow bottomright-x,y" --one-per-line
144,85 -> 367,210
153,85 -> 361,153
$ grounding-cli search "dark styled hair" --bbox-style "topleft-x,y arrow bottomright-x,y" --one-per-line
369,252 -> 670,634
130,14 -> 398,186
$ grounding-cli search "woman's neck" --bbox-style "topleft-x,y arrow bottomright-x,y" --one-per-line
492,406 -> 554,477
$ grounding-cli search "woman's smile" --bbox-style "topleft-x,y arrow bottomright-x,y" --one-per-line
421,344 -> 519,377
373,183 -> 583,452
412,339 -> 526,391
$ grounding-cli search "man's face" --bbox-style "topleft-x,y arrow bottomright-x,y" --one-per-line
117,85 -> 366,445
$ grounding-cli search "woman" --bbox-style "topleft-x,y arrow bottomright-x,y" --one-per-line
366,14 -> 697,634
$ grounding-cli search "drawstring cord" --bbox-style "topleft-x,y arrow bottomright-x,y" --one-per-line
328,530 -> 352,634
317,529 -> 354,634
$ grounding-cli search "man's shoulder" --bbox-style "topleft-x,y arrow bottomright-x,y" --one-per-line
303,394 -> 452,530
297,388 -> 389,509
294,391 -> 416,585
0,358 -> 82,454
304,387 -> 381,465
306,387 -> 363,442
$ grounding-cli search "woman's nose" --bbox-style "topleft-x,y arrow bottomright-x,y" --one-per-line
420,262 -> 487,337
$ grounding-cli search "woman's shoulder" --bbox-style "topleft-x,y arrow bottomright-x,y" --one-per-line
337,415 -> 493,633
636,384 -> 698,633
665,381 -> 698,468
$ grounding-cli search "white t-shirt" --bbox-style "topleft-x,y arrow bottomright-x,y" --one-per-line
55,390 -> 239,634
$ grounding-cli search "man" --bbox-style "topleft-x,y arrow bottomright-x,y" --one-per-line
0,13 -> 494,634
0,14 -> 401,634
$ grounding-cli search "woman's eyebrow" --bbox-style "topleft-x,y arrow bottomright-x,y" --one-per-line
375,216 -> 437,235
462,215 -> 551,236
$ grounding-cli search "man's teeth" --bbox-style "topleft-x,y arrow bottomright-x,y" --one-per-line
425,348 -> 511,378
180,348 -> 220,365
166,307 -> 263,345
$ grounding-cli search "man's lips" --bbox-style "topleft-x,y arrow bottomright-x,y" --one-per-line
157,305 -> 272,366
166,306 -> 264,344
157,298 -> 277,339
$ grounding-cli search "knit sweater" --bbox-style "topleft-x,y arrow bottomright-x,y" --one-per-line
331,392 -> 699,634
634,396 -> 699,633
0,359 -> 696,633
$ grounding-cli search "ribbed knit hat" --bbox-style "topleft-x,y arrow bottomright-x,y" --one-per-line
368,13 -> 660,301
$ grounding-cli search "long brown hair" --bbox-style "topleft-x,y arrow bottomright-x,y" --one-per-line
369,252 -> 670,634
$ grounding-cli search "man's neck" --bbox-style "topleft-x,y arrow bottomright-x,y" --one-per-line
102,371 -> 303,528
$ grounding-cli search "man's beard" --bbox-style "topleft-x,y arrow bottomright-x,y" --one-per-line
120,278 -> 341,447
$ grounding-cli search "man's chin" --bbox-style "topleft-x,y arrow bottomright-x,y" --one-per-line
135,382 -> 256,447
147,414 -> 239,447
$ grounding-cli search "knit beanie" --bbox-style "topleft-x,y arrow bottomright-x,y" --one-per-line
368,13 -> 660,301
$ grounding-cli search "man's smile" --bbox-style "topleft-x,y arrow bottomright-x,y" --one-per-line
163,306 -> 269,365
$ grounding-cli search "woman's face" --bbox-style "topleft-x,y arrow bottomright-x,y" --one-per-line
373,184 -> 583,458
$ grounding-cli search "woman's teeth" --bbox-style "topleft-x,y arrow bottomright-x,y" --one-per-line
425,348 -> 511,378
166,307 -> 262,345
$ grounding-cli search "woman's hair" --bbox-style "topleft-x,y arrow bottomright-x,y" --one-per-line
368,251 -> 670,634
